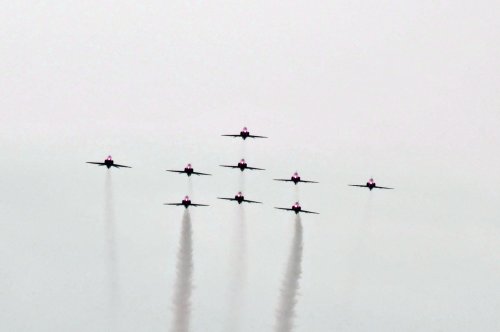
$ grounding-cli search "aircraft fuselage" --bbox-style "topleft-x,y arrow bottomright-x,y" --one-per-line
182,199 -> 191,208
184,167 -> 193,176
292,205 -> 302,214
291,175 -> 301,184
240,131 -> 249,139
238,162 -> 247,171
104,159 -> 114,169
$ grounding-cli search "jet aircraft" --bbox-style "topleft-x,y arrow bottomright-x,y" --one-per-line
275,202 -> 319,214
349,178 -> 394,190
164,195 -> 209,208
217,192 -> 262,204
221,127 -> 267,140
86,155 -> 132,169
274,172 -> 318,185
220,159 -> 265,171
166,163 -> 211,176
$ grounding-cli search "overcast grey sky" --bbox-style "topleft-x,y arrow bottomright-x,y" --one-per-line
1,1 -> 499,331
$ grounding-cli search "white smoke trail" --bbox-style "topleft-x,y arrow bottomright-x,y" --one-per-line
294,185 -> 300,202
225,206 -> 247,332
104,171 -> 119,327
275,215 -> 303,332
240,139 -> 247,158
171,210 -> 193,332
239,171 -> 246,192
187,177 -> 193,196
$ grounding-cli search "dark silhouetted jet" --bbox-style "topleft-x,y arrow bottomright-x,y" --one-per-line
166,163 -> 211,177
86,155 -> 131,169
217,192 -> 262,204
349,178 -> 394,191
164,196 -> 209,208
275,202 -> 319,215
221,127 -> 267,140
274,172 -> 318,185
220,159 -> 265,171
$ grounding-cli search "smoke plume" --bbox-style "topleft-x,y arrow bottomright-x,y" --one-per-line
104,172 -> 119,316
187,177 -> 193,196
294,185 -> 300,202
239,172 -> 246,192
275,215 -> 303,332
170,209 -> 193,332
225,206 -> 247,332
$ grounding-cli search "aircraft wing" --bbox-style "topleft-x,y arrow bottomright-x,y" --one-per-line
300,180 -> 319,183
375,186 -> 394,190
243,199 -> 262,204
86,162 -> 106,166
221,134 -> 240,138
191,203 -> 210,207
274,207 -> 294,212
248,134 -> 268,139
246,166 -> 265,170
217,197 -> 236,201
192,171 -> 212,176
348,184 -> 367,188
300,209 -> 320,214
166,169 -> 185,174
220,165 -> 239,168
113,163 -> 132,168
274,179 -> 293,182
164,203 -> 184,206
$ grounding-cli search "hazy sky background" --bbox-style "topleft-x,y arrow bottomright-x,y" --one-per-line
1,1 -> 499,331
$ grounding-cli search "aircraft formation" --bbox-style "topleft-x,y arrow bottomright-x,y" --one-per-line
86,126 -> 395,214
